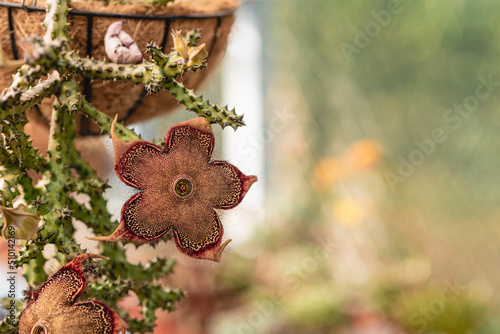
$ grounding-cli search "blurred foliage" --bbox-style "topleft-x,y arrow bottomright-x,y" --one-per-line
212,0 -> 500,333
280,283 -> 347,330
373,281 -> 488,334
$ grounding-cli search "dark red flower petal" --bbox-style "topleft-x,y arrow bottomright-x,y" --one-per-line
121,192 -> 174,241
115,141 -> 165,189
19,254 -> 126,334
165,117 -> 214,161
88,192 -> 174,243
24,254 -> 101,316
199,161 -> 258,209
172,208 -> 230,262
52,300 -> 127,334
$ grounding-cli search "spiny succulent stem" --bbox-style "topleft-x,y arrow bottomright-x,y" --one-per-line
19,32 -> 244,130
79,99 -> 142,141
56,79 -> 81,114
79,57 -> 155,84
164,79 -> 245,130
0,71 -> 62,119
10,65 -> 44,90
145,42 -> 167,65
47,98 -> 67,168
43,0 -> 70,45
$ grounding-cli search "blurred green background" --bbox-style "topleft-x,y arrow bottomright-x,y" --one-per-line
147,1 -> 500,333
208,1 -> 500,333
3,0 -> 500,333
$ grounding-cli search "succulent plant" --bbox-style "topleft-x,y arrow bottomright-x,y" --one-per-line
0,0 -> 248,333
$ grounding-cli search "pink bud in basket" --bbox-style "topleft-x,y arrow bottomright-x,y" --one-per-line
104,20 -> 143,64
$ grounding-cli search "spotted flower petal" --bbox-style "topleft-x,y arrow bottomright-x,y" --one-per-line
19,254 -> 127,334
90,117 -> 257,262
201,161 -> 257,209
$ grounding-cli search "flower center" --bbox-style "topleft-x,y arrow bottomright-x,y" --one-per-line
172,176 -> 194,199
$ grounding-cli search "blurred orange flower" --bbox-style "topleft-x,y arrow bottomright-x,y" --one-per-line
311,158 -> 343,192
345,139 -> 384,170
331,198 -> 364,227
311,139 -> 383,192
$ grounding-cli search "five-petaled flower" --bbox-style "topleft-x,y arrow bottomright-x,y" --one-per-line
90,116 -> 257,262
18,253 -> 127,334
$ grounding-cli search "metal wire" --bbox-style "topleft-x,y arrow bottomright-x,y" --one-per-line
7,7 -> 18,59
20,0 -> 37,12
0,2 -> 236,19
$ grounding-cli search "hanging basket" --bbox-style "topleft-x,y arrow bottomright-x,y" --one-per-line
0,0 -> 238,135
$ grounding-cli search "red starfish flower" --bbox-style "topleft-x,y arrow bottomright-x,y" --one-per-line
90,117 -> 257,262
18,254 -> 127,334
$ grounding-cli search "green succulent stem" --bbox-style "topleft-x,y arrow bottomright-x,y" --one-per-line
78,57 -> 156,84
184,28 -> 203,46
43,0 -> 70,44
0,72 -> 63,119
165,79 -> 245,130
80,99 -> 142,141
21,36 -> 245,129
